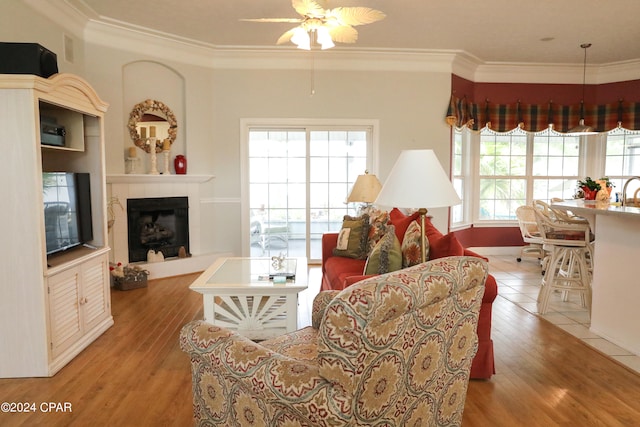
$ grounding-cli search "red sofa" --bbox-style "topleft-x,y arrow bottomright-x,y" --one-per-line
321,211 -> 497,380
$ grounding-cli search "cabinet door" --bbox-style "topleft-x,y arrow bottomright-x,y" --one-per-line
48,268 -> 82,360
81,255 -> 110,332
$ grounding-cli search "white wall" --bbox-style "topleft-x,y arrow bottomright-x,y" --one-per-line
209,67 -> 452,254
1,2 -> 453,258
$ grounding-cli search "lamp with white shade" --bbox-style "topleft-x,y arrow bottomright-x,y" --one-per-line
375,149 -> 461,263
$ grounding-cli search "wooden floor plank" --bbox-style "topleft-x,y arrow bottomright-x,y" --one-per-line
1,268 -> 640,426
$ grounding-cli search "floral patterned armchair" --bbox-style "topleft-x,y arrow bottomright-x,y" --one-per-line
180,256 -> 488,426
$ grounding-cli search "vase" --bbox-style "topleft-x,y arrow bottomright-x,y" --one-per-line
174,155 -> 187,174
582,187 -> 598,200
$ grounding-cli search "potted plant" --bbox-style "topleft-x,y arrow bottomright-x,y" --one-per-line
598,176 -> 615,197
577,177 -> 601,200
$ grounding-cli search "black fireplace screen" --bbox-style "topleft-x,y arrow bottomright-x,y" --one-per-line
127,197 -> 189,263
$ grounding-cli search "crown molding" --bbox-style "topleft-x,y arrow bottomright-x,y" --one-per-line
475,62 -> 588,84
24,0 -> 88,39
82,15 -> 458,72
30,0 -> 640,83
451,52 -> 482,81
594,59 -> 640,84
210,46 -> 458,72
473,61 -> 640,84
84,18 -> 218,68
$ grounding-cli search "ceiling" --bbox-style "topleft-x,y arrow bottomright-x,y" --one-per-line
74,0 -> 640,65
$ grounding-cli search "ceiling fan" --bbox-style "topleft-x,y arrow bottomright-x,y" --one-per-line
241,0 -> 386,50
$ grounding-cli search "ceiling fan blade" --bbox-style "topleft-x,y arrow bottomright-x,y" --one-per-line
328,25 -> 359,44
328,7 -> 386,26
276,28 -> 297,45
240,18 -> 303,23
292,0 -> 325,18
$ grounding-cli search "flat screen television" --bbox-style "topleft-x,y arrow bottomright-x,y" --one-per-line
43,172 -> 93,255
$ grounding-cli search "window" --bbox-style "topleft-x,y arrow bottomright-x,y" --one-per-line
604,128 -> 640,190
478,128 -> 527,220
248,129 -> 307,259
456,127 -> 589,224
244,122 -> 375,262
531,131 -> 581,201
309,130 -> 368,257
451,128 -> 467,226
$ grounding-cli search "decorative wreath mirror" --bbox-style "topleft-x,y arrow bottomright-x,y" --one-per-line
127,99 -> 178,153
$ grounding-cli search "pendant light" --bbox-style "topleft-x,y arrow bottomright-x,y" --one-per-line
567,43 -> 597,135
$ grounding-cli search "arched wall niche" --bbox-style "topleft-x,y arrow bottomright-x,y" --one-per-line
122,61 -> 186,173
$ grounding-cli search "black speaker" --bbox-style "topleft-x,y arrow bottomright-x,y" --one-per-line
0,42 -> 58,78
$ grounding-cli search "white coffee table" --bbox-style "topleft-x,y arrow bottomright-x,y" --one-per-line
189,257 -> 308,340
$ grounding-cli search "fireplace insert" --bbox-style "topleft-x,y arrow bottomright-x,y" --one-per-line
127,197 -> 189,263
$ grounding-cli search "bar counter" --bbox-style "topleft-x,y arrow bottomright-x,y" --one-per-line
551,199 -> 640,356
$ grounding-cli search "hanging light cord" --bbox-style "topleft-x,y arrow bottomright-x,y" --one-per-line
580,43 -> 591,116
310,51 -> 315,96
309,30 -> 316,96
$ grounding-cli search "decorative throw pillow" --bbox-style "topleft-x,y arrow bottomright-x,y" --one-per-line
333,214 -> 370,259
364,225 -> 402,275
389,208 -> 420,243
428,232 -> 464,260
422,216 -> 443,241
402,220 -> 427,268
367,209 -> 391,256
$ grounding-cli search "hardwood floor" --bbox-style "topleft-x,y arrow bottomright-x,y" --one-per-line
1,266 -> 640,426
0,273 -> 203,427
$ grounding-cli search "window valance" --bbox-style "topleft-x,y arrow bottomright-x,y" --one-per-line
445,96 -> 640,133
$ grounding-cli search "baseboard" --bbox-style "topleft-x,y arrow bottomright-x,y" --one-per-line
466,246 -> 521,256
138,252 -> 233,279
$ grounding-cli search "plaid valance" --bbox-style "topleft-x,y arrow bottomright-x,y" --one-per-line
445,96 -> 640,132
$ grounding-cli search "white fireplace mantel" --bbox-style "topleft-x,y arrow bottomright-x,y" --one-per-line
107,174 -> 215,184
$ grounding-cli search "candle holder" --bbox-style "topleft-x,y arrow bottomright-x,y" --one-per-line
147,137 -> 160,175
125,157 -> 140,174
163,149 -> 171,174
126,146 -> 140,174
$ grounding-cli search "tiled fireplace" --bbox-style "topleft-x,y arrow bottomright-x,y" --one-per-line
107,174 -> 217,278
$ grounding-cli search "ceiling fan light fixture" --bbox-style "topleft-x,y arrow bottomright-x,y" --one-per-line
242,1 -> 385,50
291,26 -> 311,50
316,26 -> 335,50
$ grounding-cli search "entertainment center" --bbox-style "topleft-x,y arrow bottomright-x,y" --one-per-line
0,73 -> 112,378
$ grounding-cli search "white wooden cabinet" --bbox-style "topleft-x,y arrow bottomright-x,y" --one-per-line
0,73 -> 113,377
47,250 -> 111,373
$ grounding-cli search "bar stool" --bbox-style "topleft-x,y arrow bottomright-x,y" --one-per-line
533,199 -> 594,271
515,205 -> 544,264
533,208 -> 592,315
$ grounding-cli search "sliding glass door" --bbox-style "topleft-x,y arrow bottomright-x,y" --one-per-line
246,125 -> 372,262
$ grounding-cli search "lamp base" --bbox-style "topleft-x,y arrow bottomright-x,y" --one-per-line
357,203 -> 375,216
418,208 -> 428,263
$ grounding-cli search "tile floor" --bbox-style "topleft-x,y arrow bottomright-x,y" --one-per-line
488,253 -> 640,374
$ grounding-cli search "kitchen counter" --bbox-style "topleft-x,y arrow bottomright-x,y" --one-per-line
552,199 -> 640,356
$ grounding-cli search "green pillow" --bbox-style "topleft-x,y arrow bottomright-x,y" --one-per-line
364,225 -> 402,275
333,214 -> 370,259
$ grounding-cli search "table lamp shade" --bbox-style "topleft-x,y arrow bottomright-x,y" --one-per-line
375,149 -> 461,209
347,172 -> 383,203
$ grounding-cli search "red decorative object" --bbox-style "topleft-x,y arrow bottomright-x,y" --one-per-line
174,155 -> 187,174
582,187 -> 598,200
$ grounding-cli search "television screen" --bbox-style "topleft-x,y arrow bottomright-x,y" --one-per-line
43,172 -> 92,255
